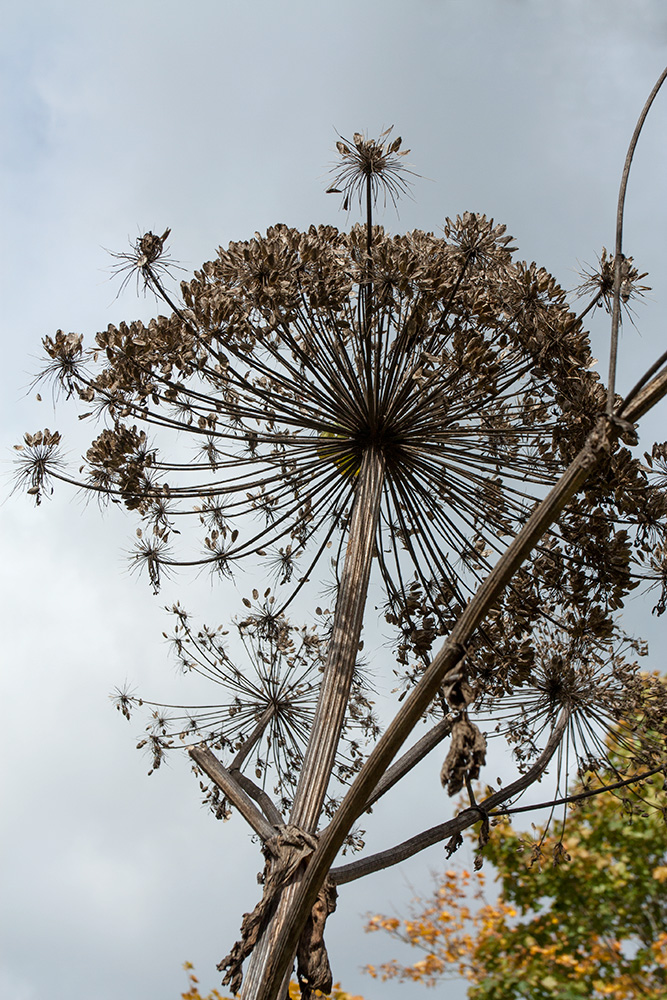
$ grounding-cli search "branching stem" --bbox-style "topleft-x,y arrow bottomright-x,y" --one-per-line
189,745 -> 278,841
331,710 -> 569,884
254,364 -> 667,998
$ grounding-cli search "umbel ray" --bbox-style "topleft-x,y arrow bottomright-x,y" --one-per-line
16,73 -> 667,1000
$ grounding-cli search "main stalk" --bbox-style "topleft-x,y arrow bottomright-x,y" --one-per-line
241,445 -> 385,999
291,446 -> 384,832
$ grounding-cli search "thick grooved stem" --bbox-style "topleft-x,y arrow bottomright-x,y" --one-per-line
290,446 -> 385,833
240,447 -> 384,1000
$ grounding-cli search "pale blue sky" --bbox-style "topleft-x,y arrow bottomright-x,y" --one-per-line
3,2 -> 667,999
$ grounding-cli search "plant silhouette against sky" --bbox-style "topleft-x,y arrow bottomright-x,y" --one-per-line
16,84 -> 667,1000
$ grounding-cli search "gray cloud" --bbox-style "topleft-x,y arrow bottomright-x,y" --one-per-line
3,3 -> 667,998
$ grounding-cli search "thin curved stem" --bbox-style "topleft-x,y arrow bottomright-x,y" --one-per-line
607,64 -> 667,413
492,764 -> 665,818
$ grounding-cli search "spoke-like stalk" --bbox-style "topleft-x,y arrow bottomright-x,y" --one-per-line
230,704 -> 276,770
241,446 -> 384,1000
365,171 -> 373,261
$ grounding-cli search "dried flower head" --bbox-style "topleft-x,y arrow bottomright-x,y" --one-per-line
23,213 -> 661,705
107,228 -> 181,297
476,624 -> 667,797
13,429 -> 64,505
35,331 -> 85,400
115,599 -> 376,815
576,247 -> 650,315
326,127 -> 415,212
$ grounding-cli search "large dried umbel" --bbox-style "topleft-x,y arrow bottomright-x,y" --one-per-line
20,213 -> 660,678
18,175 -> 667,811
20,201 -> 666,844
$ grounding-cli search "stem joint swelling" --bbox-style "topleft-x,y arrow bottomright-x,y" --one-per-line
219,825 -> 339,999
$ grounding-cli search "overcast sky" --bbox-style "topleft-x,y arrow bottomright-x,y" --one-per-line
3,2 -> 667,999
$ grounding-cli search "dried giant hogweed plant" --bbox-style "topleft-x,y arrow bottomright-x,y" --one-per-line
16,76 -> 667,1000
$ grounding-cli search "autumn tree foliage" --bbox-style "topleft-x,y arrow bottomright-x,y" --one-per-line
180,962 -> 362,1000
15,72 -> 667,1000
366,756 -> 667,999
